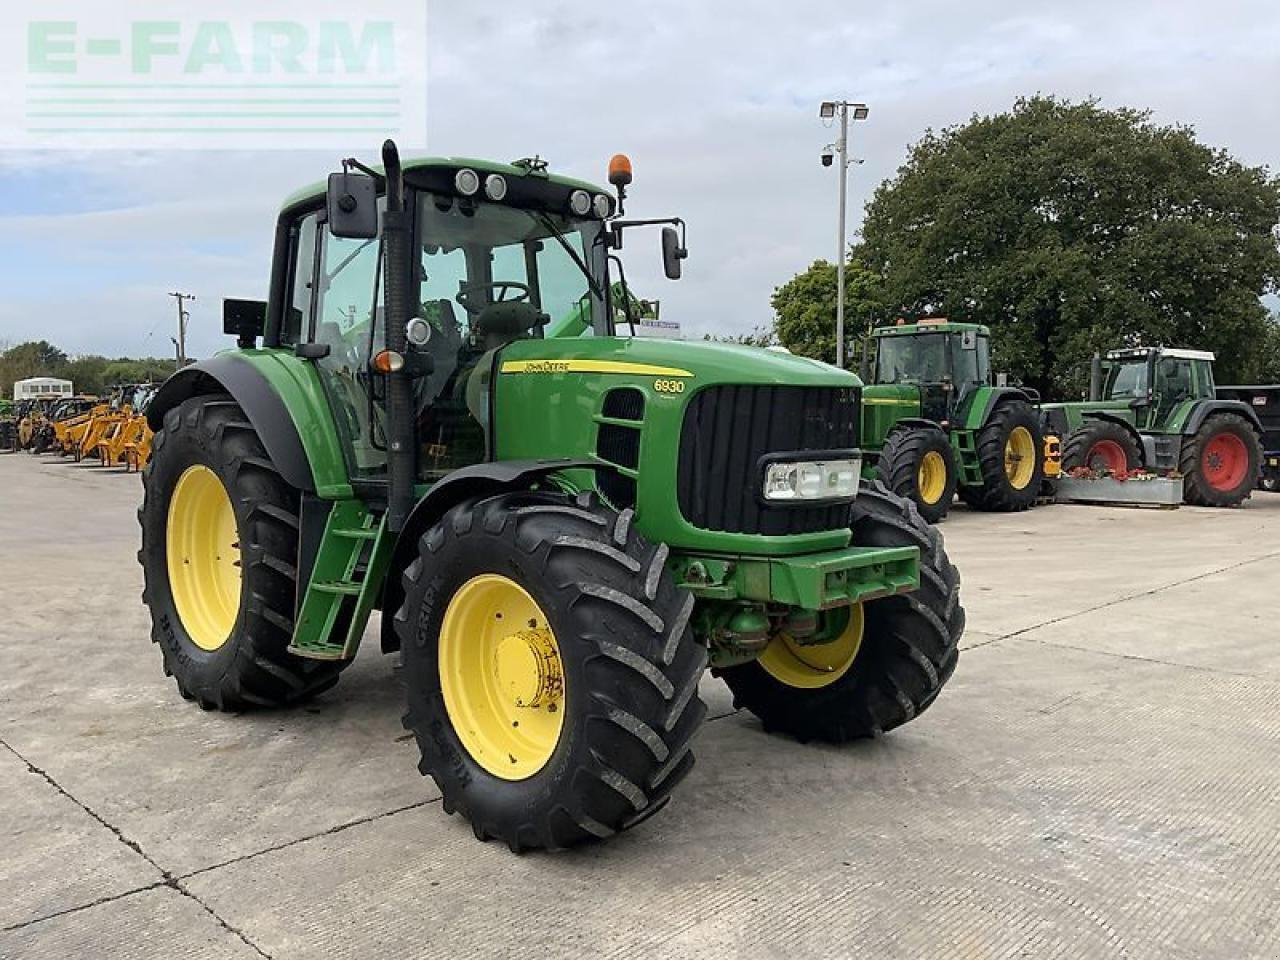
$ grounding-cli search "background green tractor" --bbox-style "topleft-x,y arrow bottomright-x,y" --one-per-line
1041,347 -> 1263,507
138,141 -> 964,852
857,320 -> 1046,523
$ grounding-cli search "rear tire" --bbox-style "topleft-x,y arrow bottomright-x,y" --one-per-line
1061,420 -> 1141,474
720,482 -> 963,742
875,426 -> 957,524
958,399 -> 1043,512
1180,413 -> 1261,507
396,490 -> 707,851
138,394 -> 345,710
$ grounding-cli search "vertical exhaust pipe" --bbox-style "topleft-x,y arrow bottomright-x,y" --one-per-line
1089,352 -> 1103,402
381,139 -> 415,533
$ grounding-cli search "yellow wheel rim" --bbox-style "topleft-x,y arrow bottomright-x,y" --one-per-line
1004,426 -> 1036,490
758,605 -> 865,689
917,450 -> 948,504
439,574 -> 565,780
166,465 -> 241,652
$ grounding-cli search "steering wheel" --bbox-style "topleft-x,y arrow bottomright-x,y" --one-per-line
456,280 -> 531,317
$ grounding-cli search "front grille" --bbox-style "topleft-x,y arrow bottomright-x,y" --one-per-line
677,385 -> 860,535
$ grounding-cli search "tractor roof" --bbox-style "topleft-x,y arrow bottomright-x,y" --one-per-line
872,320 -> 990,337
1106,347 -> 1216,362
281,156 -> 610,212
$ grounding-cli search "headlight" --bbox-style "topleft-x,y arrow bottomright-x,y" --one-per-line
454,168 -> 480,196
593,194 -> 612,218
763,457 -> 861,502
569,189 -> 592,216
484,174 -> 508,201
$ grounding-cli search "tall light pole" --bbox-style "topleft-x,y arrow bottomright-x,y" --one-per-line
820,100 -> 869,368
169,291 -> 195,367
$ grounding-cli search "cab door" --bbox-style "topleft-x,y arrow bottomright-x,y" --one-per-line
291,208 -> 389,480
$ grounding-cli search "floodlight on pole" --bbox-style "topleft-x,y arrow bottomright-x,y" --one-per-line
820,100 -> 870,368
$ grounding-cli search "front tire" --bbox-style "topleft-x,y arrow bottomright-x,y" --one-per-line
138,394 -> 345,710
396,491 -> 707,851
1180,413 -> 1261,507
720,482 -> 963,742
1061,421 -> 1141,474
959,399 -> 1043,512
876,426 -> 957,524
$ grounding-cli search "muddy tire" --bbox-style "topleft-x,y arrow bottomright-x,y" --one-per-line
720,482 -> 963,742
396,490 -> 706,852
138,394 -> 345,710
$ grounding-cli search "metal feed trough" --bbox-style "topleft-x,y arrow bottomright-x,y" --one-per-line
1055,476 -> 1184,508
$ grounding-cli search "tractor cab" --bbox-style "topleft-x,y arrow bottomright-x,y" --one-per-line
1094,347 -> 1216,430
868,320 -> 991,421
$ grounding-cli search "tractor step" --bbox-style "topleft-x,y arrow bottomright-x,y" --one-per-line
312,581 -> 363,596
288,500 -> 391,661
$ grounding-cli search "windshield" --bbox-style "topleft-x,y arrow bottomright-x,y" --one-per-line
874,333 -> 949,383
1103,360 -> 1149,400
415,194 -> 606,343
411,192 -> 608,480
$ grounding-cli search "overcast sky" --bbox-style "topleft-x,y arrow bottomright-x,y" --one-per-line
1,1 -> 1278,361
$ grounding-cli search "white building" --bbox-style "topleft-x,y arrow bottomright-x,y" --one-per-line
13,377 -> 73,402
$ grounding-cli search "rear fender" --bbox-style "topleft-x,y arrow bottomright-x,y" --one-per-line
962,386 -> 1035,429
1182,399 -> 1263,436
147,353 -> 331,494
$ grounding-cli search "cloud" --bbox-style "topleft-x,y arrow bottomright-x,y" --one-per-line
1,0 -> 1278,357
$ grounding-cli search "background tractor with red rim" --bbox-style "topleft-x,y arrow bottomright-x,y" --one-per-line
1041,347 -> 1264,507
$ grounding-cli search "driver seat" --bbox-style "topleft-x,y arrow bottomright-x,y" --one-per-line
472,301 -> 549,351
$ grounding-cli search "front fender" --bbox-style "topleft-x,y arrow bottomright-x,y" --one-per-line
379,458 -> 594,653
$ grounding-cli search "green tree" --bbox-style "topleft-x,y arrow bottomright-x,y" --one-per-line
102,357 -> 178,386
859,96 -> 1280,393
1259,313 -> 1280,383
770,257 -> 886,365
60,355 -> 110,395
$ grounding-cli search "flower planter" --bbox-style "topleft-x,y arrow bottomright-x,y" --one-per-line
1055,475 -> 1184,508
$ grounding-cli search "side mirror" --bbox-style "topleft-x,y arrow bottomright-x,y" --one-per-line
326,172 -> 378,239
661,226 -> 687,280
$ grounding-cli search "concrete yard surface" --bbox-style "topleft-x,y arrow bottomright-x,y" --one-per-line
2,452 -> 1278,959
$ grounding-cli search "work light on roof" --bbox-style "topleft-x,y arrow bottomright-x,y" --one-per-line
484,174 -> 508,201
569,190 -> 592,216
454,168 -> 480,196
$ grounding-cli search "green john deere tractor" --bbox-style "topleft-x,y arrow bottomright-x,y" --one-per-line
1041,347 -> 1263,507
857,320 -> 1046,523
139,141 -> 963,851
